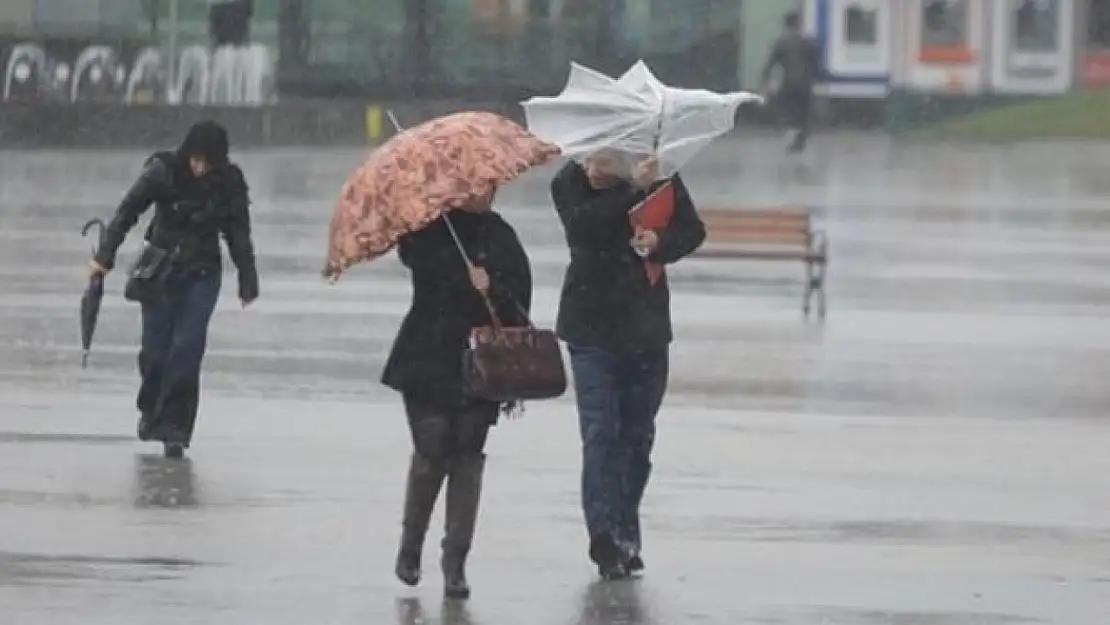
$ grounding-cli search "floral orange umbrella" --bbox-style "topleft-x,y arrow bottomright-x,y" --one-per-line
323,110 -> 561,281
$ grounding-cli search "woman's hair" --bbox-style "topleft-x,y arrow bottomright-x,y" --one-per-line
459,185 -> 498,213
581,148 -> 636,179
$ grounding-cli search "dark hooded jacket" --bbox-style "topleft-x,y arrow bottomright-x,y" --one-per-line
381,211 -> 532,404
551,161 -> 706,353
94,122 -> 259,301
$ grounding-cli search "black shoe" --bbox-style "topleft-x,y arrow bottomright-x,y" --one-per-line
627,555 -> 644,576
589,533 -> 628,580
137,414 -> 153,441
598,561 -> 629,580
394,546 -> 421,587
787,130 -> 808,154
163,442 -> 185,459
443,569 -> 471,600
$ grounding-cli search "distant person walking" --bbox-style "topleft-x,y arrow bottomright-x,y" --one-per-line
760,10 -> 821,154
209,0 -> 254,48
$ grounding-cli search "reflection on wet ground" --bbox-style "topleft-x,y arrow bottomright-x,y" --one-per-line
133,455 -> 199,508
1,136 -> 1109,623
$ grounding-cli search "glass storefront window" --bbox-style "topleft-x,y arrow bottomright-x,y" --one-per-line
1090,0 -> 1110,47
34,0 -> 107,33
1013,0 -> 1059,52
922,0 -> 968,47
307,0 -> 403,74
428,0 -> 512,88
845,3 -> 879,45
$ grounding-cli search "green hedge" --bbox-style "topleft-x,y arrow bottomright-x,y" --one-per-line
920,89 -> 1110,141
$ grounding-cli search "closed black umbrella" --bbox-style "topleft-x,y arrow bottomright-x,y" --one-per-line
80,218 -> 108,368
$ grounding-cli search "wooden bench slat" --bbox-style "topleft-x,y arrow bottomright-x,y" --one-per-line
703,213 -> 810,226
698,247 -> 827,262
707,230 -> 811,246
701,206 -> 810,218
693,206 -> 829,318
703,215 -> 810,231
708,221 -> 811,234
695,206 -> 825,262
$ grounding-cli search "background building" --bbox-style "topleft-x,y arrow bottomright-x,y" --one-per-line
1,0 -> 762,100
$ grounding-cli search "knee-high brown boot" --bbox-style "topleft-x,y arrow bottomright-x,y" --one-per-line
395,453 -> 447,586
441,453 -> 485,599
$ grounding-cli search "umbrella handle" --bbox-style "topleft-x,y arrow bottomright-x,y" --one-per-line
652,93 -> 666,151
81,218 -> 107,254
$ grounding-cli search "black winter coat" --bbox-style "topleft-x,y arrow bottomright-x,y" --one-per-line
551,161 -> 706,353
381,211 -> 533,405
94,151 -> 259,301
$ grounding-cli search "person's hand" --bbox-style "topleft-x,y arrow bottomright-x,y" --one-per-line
631,228 -> 660,255
631,156 -> 660,189
87,259 -> 108,277
239,282 -> 259,309
469,265 -> 490,292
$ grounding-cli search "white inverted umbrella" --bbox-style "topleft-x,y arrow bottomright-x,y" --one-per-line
521,60 -> 763,177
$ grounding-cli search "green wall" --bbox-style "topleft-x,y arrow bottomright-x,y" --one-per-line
0,0 -> 34,30
3,0 -> 794,95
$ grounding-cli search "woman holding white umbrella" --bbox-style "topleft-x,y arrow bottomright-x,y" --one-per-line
524,61 -> 760,579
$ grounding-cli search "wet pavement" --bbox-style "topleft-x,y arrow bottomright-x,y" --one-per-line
2,134 -> 1109,624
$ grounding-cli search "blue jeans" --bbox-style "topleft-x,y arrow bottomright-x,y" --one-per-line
136,270 -> 222,447
569,344 -> 669,557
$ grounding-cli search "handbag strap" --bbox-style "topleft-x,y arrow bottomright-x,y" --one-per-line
441,213 -> 503,331
442,213 -> 535,331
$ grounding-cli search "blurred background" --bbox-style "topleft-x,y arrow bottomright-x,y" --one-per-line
0,0 -> 1109,140
0,0 -> 748,104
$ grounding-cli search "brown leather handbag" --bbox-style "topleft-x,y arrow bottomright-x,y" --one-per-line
462,305 -> 567,402
442,215 -> 567,403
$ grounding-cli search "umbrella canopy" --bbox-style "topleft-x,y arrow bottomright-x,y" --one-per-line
80,218 -> 107,369
521,60 -> 763,177
323,110 -> 559,281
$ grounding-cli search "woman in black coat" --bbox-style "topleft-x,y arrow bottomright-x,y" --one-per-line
381,193 -> 532,600
87,121 -> 259,459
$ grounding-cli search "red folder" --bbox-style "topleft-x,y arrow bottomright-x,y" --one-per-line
628,181 -> 675,286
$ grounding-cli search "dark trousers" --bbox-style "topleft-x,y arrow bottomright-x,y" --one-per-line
403,395 -> 496,461
569,345 -> 669,557
777,86 -> 812,152
137,270 -> 221,447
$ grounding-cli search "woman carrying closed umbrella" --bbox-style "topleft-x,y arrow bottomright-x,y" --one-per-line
87,121 -> 259,458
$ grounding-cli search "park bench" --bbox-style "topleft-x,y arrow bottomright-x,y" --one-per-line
694,205 -> 829,319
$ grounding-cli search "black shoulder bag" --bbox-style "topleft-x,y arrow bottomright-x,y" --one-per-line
123,238 -> 179,304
